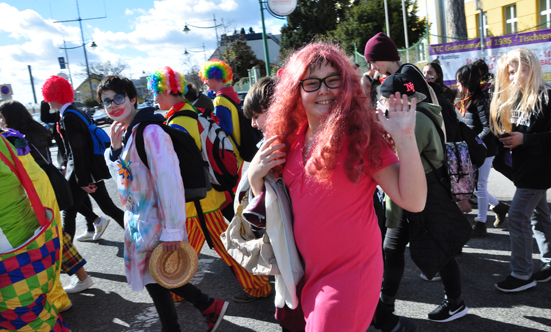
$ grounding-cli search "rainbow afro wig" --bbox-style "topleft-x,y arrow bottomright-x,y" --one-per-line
147,66 -> 187,96
42,76 -> 74,104
199,59 -> 233,84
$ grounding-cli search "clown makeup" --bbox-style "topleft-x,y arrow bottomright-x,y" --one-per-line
423,65 -> 437,82
101,90 -> 136,124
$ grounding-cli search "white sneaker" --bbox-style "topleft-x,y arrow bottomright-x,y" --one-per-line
61,302 -> 73,312
76,231 -> 95,242
92,217 -> 110,241
420,272 -> 442,281
63,276 -> 94,294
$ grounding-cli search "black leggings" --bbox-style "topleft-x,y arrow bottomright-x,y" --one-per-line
63,178 -> 124,240
145,283 -> 212,332
381,210 -> 462,301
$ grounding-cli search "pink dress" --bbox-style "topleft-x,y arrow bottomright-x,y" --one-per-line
282,125 -> 398,332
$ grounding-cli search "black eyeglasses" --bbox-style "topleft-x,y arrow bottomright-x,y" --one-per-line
299,74 -> 343,92
103,94 -> 126,107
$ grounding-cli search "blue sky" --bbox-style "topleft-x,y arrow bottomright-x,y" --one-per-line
0,0 -> 287,106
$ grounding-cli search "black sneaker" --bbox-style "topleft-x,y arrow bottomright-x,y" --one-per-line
495,275 -> 536,292
231,291 -> 262,303
534,264 -> 551,283
428,299 -> 468,322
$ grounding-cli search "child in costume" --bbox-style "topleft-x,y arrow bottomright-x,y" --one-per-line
199,60 -> 242,220
100,75 -> 228,332
148,66 -> 272,303
0,136 -> 71,331
41,76 -> 124,242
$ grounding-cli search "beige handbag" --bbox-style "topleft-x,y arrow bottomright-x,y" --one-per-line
220,194 -> 279,275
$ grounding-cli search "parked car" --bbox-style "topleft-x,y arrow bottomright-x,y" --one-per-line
92,109 -> 113,125
237,91 -> 248,102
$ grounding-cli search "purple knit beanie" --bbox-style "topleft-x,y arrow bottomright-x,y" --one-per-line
364,32 -> 400,62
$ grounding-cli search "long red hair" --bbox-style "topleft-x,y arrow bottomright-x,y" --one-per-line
266,42 -> 392,184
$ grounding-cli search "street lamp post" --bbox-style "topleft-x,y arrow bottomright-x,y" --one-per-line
183,14 -> 222,49
259,0 -> 271,76
54,0 -> 106,99
184,43 -> 208,62
59,40 -> 97,96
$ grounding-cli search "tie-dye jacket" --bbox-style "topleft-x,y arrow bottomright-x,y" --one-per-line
104,124 -> 187,291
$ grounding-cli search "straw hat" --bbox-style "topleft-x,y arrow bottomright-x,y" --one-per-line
149,241 -> 198,289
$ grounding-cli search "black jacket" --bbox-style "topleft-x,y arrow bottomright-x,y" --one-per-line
45,105 -> 110,186
510,88 -> 551,189
428,82 -> 460,142
463,94 -> 498,157
41,101 -> 66,167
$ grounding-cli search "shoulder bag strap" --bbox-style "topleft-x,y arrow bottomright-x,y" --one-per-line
30,143 -> 52,165
0,136 -> 48,227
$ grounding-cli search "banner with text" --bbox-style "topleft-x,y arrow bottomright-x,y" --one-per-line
429,28 -> 551,89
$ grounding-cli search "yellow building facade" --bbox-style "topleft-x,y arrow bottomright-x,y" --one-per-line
465,0 -> 551,39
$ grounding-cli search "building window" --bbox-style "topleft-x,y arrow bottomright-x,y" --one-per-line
505,5 -> 518,34
483,12 -> 489,36
541,0 -> 551,29
476,12 -> 490,37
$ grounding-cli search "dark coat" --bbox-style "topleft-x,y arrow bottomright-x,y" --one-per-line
463,94 -> 498,157
510,88 -> 551,189
43,104 -> 110,186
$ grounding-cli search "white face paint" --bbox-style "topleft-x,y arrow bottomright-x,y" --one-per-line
101,90 -> 135,123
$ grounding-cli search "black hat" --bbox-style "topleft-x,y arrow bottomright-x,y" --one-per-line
380,73 -> 426,102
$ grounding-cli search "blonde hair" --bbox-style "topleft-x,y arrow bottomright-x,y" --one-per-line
490,48 -> 548,134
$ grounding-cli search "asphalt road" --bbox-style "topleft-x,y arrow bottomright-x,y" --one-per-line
51,141 -> 551,332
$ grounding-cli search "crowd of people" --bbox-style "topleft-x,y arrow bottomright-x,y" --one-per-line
1,32 -> 551,332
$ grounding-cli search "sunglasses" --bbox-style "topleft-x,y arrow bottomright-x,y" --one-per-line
103,94 -> 126,107
299,74 -> 343,92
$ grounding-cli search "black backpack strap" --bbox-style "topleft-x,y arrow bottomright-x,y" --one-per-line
134,122 -> 154,168
218,94 -> 241,110
167,109 -> 198,124
193,200 -> 214,249
416,107 -> 450,187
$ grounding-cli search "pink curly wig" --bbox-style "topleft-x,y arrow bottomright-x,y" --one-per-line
42,76 -> 74,104
266,42 -> 393,185
199,59 -> 233,84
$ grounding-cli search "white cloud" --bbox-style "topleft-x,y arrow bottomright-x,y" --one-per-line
0,1 -> 286,106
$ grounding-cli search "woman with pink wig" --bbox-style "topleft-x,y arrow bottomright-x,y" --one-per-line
247,42 -> 426,331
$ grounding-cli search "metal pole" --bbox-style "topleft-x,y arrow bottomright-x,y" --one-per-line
203,42 -> 207,62
76,0 -> 94,99
63,39 -> 75,88
259,0 -> 271,76
384,0 -> 391,38
477,0 -> 485,57
213,14 -> 220,47
28,65 -> 37,104
402,0 -> 410,63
